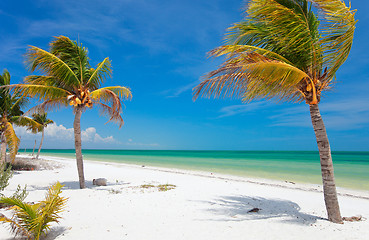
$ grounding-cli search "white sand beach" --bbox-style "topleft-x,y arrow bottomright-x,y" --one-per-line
1,155 -> 369,240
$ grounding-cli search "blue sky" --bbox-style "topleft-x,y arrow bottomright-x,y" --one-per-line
1,0 -> 368,151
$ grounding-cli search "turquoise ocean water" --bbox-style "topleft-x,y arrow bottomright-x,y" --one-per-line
23,149 -> 369,191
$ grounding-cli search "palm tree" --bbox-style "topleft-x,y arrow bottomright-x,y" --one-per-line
193,0 -> 356,223
27,112 -> 53,160
0,70 -> 40,163
11,36 -> 132,189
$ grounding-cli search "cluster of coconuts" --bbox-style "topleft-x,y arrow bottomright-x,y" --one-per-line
67,89 -> 93,108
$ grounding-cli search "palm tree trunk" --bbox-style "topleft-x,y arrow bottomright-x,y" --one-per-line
309,104 -> 342,223
74,107 -> 85,189
32,140 -> 36,157
1,132 -> 6,164
36,129 -> 44,160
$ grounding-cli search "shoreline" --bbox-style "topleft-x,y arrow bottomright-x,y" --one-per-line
35,154 -> 369,200
18,149 -> 369,192
1,154 -> 368,239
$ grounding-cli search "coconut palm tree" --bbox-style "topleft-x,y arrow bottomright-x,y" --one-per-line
193,0 -> 356,223
27,112 -> 53,160
0,70 -> 41,163
11,36 -> 132,189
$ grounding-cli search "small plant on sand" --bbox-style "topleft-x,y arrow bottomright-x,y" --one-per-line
0,182 -> 67,240
139,184 -> 176,192
0,163 -> 12,194
0,164 -> 28,205
140,184 -> 155,189
157,184 -> 176,192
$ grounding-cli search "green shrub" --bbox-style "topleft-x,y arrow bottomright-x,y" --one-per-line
0,163 -> 28,207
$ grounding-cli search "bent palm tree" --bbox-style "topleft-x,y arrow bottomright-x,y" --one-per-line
28,112 -> 53,160
11,36 -> 131,189
193,0 -> 356,223
0,70 -> 40,163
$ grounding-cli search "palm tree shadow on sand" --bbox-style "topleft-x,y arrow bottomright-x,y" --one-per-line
201,195 -> 324,225
27,181 -> 97,191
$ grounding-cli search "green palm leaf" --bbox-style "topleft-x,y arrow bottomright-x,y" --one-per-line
313,0 -> 357,79
12,84 -> 71,102
227,0 -> 320,71
86,57 -> 112,90
26,46 -> 80,88
0,182 -> 67,240
11,116 -> 43,134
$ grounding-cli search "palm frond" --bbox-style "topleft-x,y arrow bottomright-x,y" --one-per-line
91,86 -> 132,100
89,87 -> 131,122
25,45 -> 80,88
32,182 -> 67,239
31,112 -> 54,126
227,0 -> 320,71
86,58 -> 112,90
0,197 -> 36,238
50,36 -> 90,85
94,102 -> 124,128
210,45 -> 294,65
23,75 -> 72,91
9,84 -> 71,102
0,211 -> 31,238
26,97 -> 68,115
3,122 -> 19,162
194,52 -> 310,102
313,0 -> 357,79
0,182 -> 67,240
11,116 -> 43,134
0,69 -> 11,85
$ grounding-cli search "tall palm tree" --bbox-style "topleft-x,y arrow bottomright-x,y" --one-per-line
0,70 -> 41,163
193,0 -> 356,223
28,112 -> 53,160
11,36 -> 132,189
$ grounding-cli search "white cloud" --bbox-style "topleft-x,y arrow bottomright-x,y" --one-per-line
44,123 -> 74,140
81,127 -> 116,143
15,123 -> 117,144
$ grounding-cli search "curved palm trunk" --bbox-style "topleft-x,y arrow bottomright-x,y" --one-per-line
309,104 -> 342,223
1,132 -> 6,164
36,129 -> 44,160
32,140 -> 37,157
74,107 -> 85,189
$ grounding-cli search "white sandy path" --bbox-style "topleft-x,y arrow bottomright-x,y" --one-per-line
1,155 -> 369,240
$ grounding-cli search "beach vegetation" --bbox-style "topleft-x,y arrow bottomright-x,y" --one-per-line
157,184 -> 176,192
8,36 -> 132,189
0,182 -> 67,240
139,183 -> 176,192
0,163 -> 12,195
0,164 -> 28,206
140,184 -> 156,189
193,0 -> 356,223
